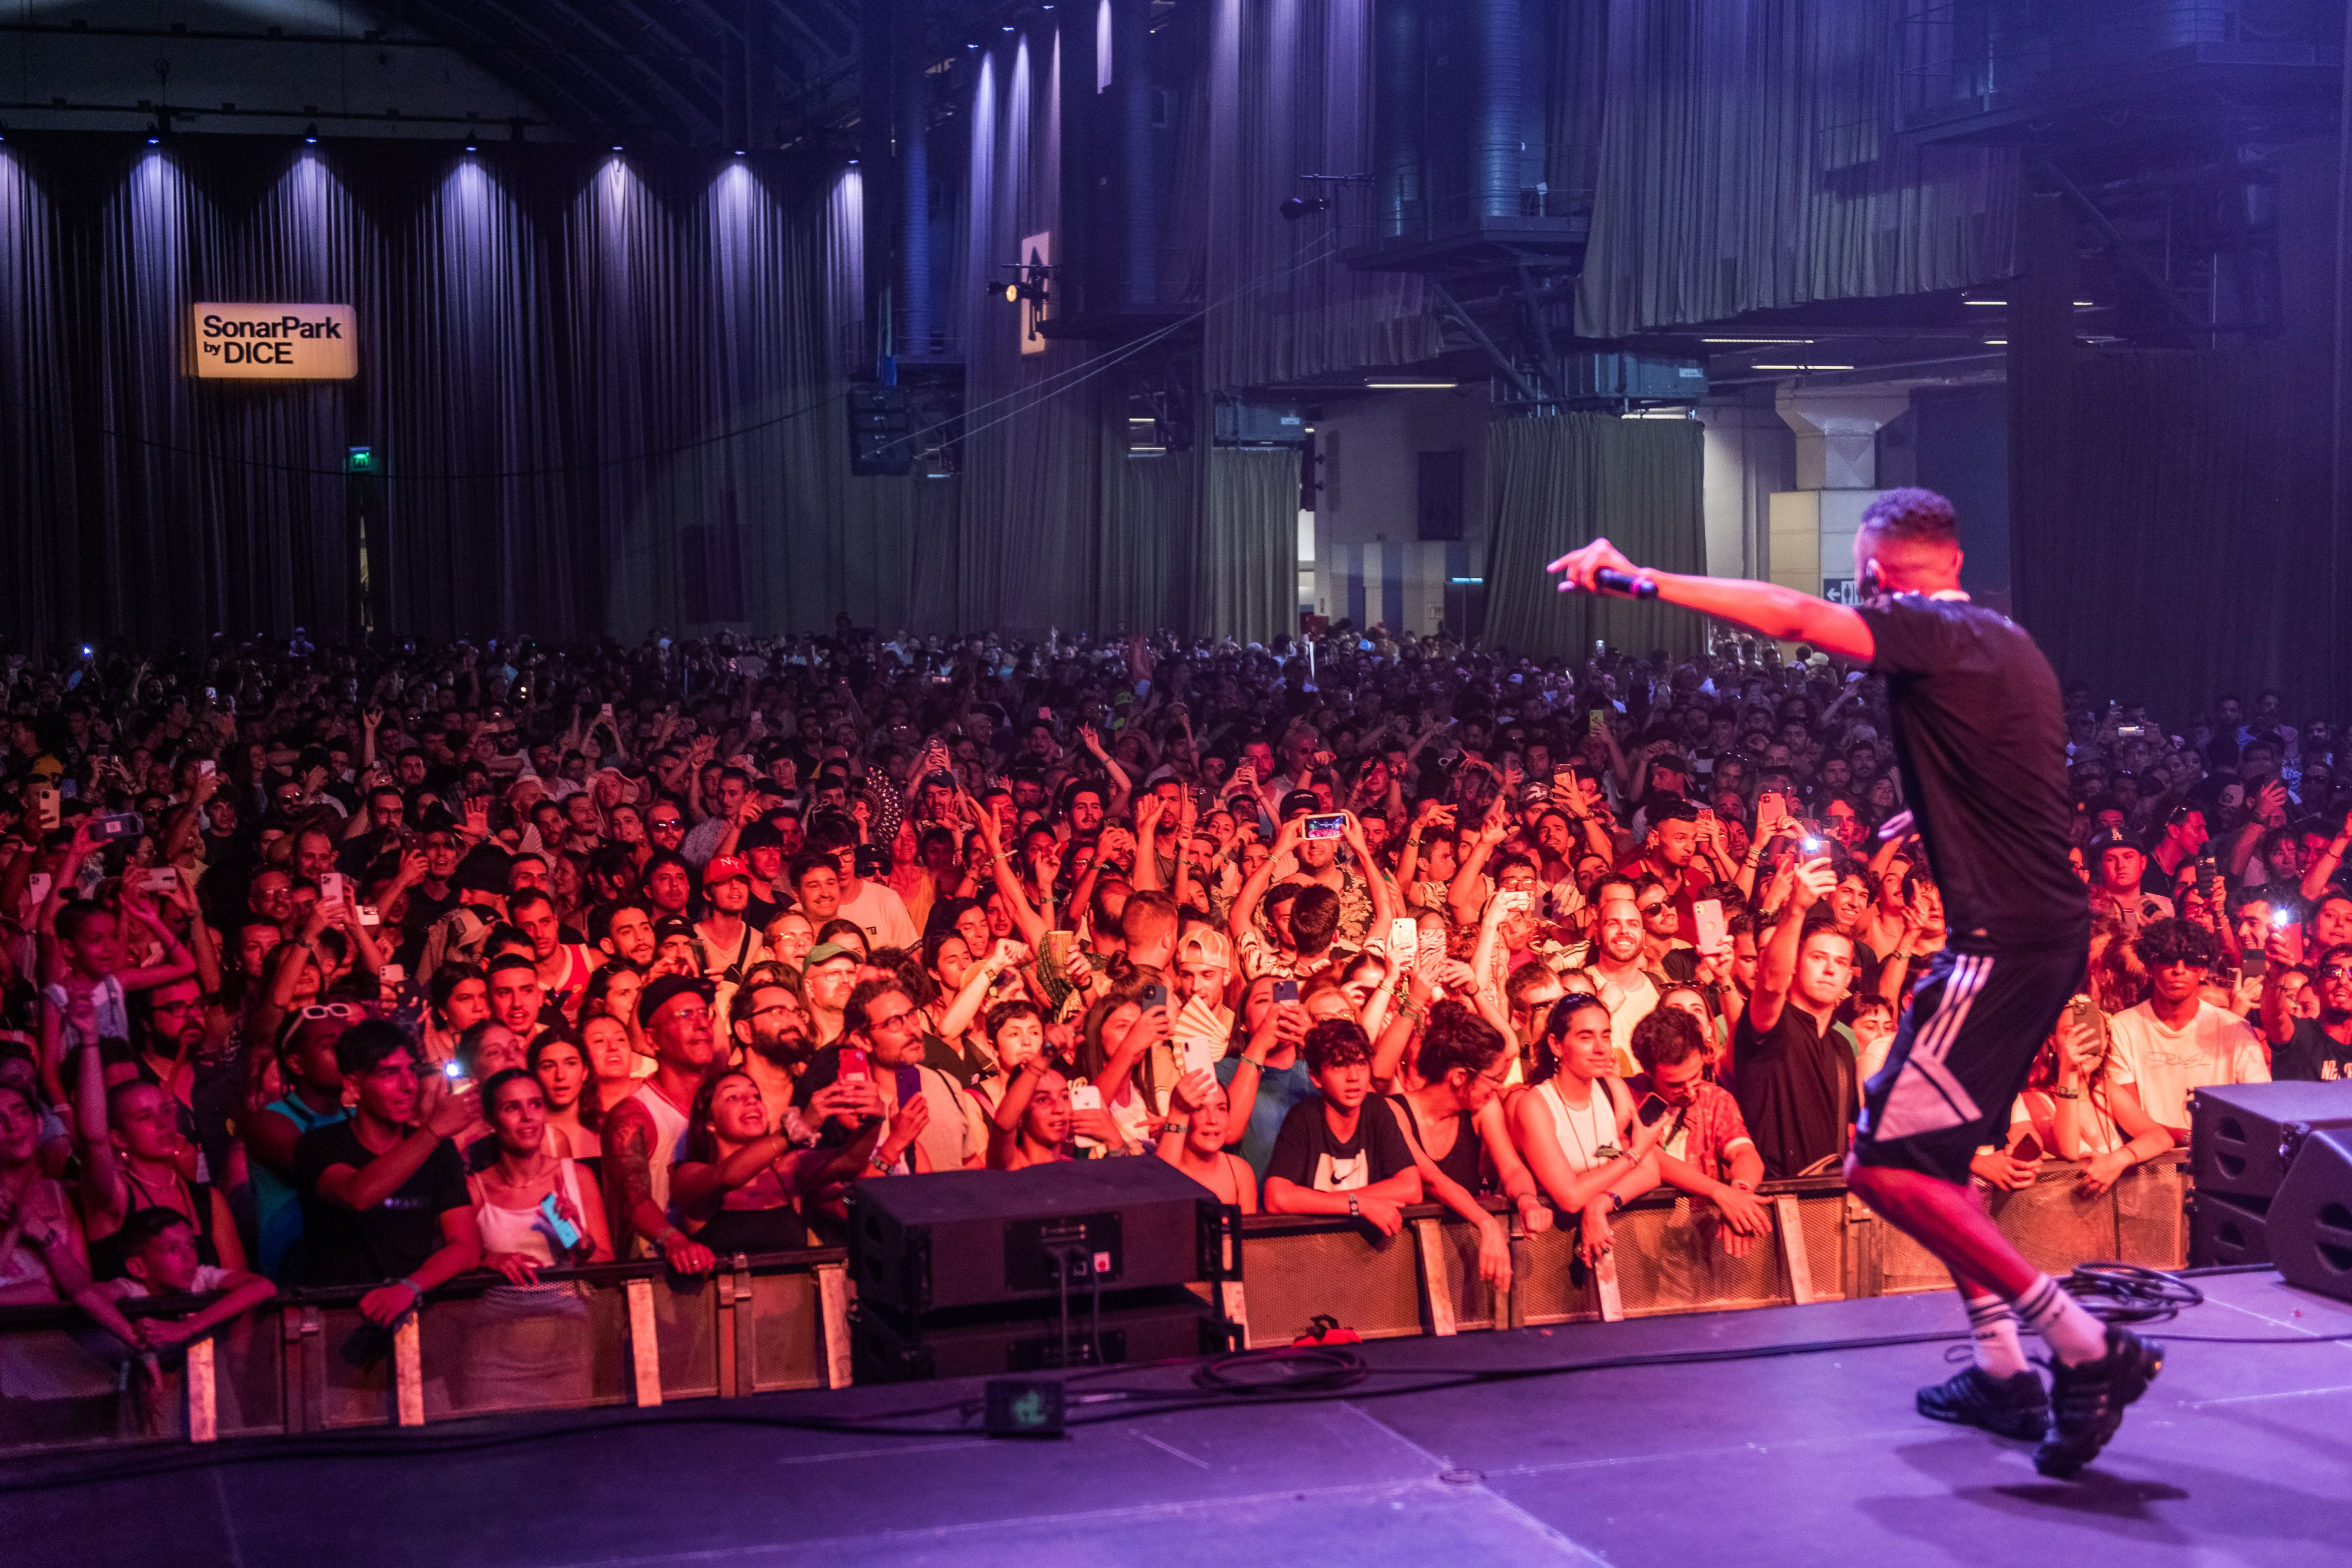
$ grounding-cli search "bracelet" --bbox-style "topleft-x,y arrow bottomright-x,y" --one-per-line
2050,1086 -> 2082,1100
395,1276 -> 423,1303
1347,1195 -> 1361,1218
1162,1121 -> 1191,1138
1240,1055 -> 1268,1070
1606,1192 -> 1626,1215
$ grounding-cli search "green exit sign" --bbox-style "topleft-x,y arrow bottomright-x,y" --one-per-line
346,446 -> 375,474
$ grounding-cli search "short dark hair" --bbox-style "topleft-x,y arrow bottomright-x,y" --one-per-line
1858,486 -> 1957,544
985,998 -> 1045,1040
55,900 -> 112,944
1290,884 -> 1341,951
2135,917 -> 2217,971
485,952 -> 538,982
112,1206 -> 195,1259
334,1018 -> 416,1078
842,977 -> 912,1036
1631,1007 -> 1708,1074
1301,1017 -> 1371,1075
789,851 -> 839,888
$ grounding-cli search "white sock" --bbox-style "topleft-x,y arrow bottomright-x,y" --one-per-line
2012,1275 -> 2110,1366
1963,1292 -> 2030,1379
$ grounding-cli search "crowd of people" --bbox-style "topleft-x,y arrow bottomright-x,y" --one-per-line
0,620 -> 2338,1413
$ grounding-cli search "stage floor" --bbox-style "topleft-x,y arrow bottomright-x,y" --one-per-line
12,1270 -> 2352,1567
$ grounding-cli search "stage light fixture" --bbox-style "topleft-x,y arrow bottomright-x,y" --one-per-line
1365,380 -> 1456,390
303,122 -> 319,143
611,142 -> 624,152
733,148 -> 746,156
1279,195 -> 1329,221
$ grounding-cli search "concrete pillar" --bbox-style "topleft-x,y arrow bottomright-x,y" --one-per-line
1694,401 -> 1795,581
1772,387 -> 1911,602
1775,387 -> 1913,491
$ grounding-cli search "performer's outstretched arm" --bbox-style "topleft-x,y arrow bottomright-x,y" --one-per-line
1548,538 -> 1877,664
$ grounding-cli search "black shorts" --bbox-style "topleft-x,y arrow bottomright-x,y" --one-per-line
1852,936 -> 2087,1185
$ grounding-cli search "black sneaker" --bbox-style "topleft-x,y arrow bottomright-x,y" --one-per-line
2033,1325 -> 2163,1477
1916,1364 -> 2050,1440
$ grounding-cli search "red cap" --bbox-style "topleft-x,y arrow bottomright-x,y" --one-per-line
702,854 -> 752,887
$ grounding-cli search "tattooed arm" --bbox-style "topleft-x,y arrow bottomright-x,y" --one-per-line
601,1098 -> 714,1275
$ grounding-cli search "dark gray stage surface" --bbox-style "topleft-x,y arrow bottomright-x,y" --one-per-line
11,1271 -> 2350,1567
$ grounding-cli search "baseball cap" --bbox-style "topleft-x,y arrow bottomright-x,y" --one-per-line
653,915 -> 698,944
1521,782 -> 1553,808
1175,928 -> 1232,969
451,845 -> 512,894
639,974 -> 715,1022
804,941 -> 860,969
28,755 -> 62,778
1279,788 -> 1319,820
702,853 -> 751,887
2086,827 -> 2142,855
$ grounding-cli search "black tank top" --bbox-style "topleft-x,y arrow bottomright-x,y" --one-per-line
1389,1095 -> 1484,1192
91,1166 -> 222,1279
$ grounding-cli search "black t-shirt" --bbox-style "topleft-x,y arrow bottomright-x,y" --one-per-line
1857,594 -> 2086,944
1730,1002 -> 1856,1182
291,1121 -> 470,1286
1265,1095 -> 1415,1192
2274,1018 -> 2352,1084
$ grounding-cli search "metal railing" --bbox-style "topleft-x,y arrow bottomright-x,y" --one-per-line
0,1156 -> 2188,1456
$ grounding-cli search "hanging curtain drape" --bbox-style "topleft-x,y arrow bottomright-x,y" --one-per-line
1176,0 -> 1442,387
0,137 -> 940,650
2014,349 -> 2328,715
1575,0 -> 2016,338
1482,414 -> 1706,660
1199,449 -> 1299,644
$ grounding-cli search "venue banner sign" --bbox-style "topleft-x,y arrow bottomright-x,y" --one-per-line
190,303 -> 358,379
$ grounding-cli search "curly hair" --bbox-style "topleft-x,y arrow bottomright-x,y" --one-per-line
2132,916 -> 2217,972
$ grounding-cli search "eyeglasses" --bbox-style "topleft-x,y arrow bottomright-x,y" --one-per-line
865,1009 -> 918,1034
1637,901 -> 1667,915
660,1006 -> 715,1025
298,1003 -> 363,1022
2319,967 -> 2352,982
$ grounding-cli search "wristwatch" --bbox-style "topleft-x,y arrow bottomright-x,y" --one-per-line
1347,1196 -> 1362,1219
1162,1121 -> 1191,1139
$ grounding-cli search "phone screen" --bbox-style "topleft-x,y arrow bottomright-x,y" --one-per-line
1638,1094 -> 1672,1128
1692,899 -> 1728,956
1303,813 -> 1347,841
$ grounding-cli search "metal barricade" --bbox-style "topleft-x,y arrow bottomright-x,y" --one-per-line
0,1161 -> 2193,1456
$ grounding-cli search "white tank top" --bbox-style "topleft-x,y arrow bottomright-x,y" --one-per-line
475,1159 -> 586,1266
629,1079 -> 694,1219
1538,1076 -> 1617,1175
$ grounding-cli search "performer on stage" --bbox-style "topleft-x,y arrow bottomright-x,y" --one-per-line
1549,487 -> 2159,1477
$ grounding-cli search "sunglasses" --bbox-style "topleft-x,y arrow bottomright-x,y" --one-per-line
299,1002 -> 365,1021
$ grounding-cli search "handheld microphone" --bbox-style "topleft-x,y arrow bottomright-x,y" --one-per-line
1592,568 -> 1659,600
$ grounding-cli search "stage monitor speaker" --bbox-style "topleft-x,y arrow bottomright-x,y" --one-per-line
2188,1190 -> 2271,1268
2189,1080 -> 2352,1203
2268,1127 -> 2352,1303
851,1286 -> 1237,1383
850,1158 -> 1237,1318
